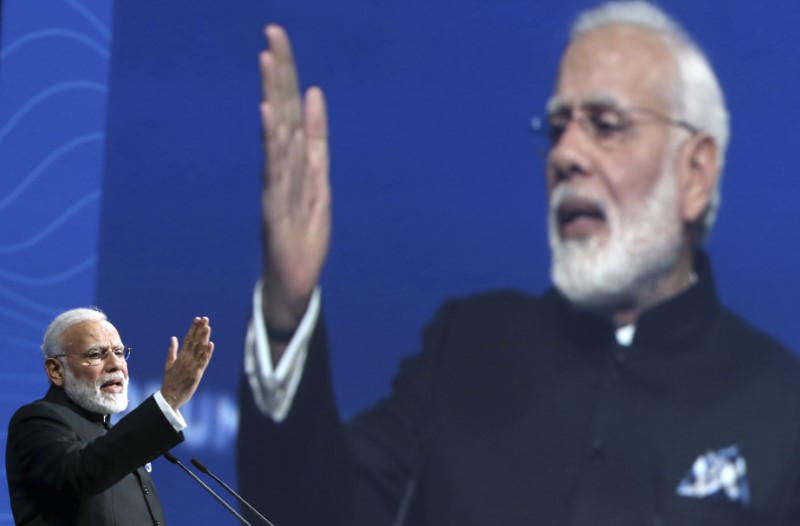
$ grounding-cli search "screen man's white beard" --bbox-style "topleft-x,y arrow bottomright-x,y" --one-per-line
548,169 -> 684,312
63,365 -> 129,415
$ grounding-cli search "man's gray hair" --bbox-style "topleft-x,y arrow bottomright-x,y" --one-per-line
570,1 -> 730,244
41,307 -> 107,359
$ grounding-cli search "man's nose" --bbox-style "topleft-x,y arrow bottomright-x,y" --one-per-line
104,351 -> 125,370
547,121 -> 593,184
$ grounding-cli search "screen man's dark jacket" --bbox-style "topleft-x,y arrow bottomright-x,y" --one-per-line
239,252 -> 800,525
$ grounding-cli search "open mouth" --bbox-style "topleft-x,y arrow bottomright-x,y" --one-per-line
557,197 -> 606,238
100,378 -> 125,393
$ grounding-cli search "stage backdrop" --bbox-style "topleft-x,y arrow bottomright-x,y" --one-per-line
2,0 -> 800,524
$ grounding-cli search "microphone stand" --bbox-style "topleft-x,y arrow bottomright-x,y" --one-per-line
163,451 -> 252,526
191,458 -> 276,526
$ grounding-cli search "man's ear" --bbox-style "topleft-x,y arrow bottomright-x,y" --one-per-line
45,358 -> 65,387
679,132 -> 720,224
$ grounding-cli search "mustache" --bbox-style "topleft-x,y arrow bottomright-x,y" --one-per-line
95,371 -> 128,389
549,184 -> 607,215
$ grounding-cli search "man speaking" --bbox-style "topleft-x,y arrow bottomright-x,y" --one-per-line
5,308 -> 214,525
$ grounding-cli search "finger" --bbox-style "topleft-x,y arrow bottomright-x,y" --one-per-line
199,316 -> 211,339
190,318 -> 211,345
165,336 -> 178,365
266,113 -> 309,204
201,341 -> 215,367
188,328 -> 212,358
304,87 -> 329,196
263,25 -> 302,132
189,337 -> 214,369
195,322 -> 211,348
264,25 -> 300,108
260,98 -> 295,160
262,101 -> 292,193
181,318 -> 210,357
181,317 -> 202,349
204,318 -> 212,344
260,100 -> 272,154
304,87 -> 328,143
261,25 -> 301,154
258,49 -> 271,102
261,70 -> 299,190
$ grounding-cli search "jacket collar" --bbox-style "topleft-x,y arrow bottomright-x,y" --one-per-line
633,251 -> 718,349
43,384 -> 109,427
550,251 -> 719,351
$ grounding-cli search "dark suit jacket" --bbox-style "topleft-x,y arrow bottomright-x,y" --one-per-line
6,386 -> 183,525
238,253 -> 800,526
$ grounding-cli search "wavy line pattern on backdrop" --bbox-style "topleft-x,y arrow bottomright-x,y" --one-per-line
0,1 -> 113,524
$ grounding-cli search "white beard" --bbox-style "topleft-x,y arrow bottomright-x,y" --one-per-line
549,166 -> 684,311
63,365 -> 129,415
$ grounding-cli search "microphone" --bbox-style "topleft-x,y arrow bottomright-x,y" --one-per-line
162,451 -> 252,526
191,457 -> 276,526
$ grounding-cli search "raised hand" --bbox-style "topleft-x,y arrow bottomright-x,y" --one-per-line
259,24 -> 331,347
161,316 -> 214,411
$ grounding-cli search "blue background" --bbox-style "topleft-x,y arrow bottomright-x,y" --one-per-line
1,0 -> 799,524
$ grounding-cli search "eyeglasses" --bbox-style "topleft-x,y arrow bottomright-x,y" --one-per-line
53,347 -> 132,366
531,103 -> 699,153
